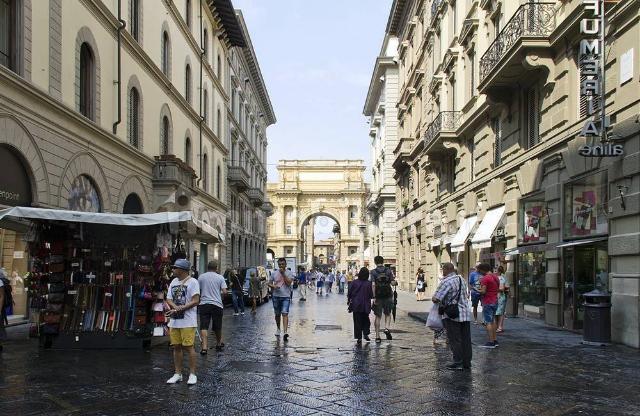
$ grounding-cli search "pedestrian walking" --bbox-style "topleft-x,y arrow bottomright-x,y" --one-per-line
432,262 -> 472,371
346,270 -> 354,293
166,259 -> 201,385
477,263 -> 500,348
370,256 -> 397,343
197,261 -> 227,354
415,268 -> 426,301
468,265 -> 482,324
326,269 -> 335,293
269,258 -> 294,341
249,270 -> 261,313
0,269 -> 8,353
495,266 -> 509,333
228,269 -> 245,316
347,267 -> 374,344
297,268 -> 307,301
339,272 -> 347,294
316,272 -> 324,295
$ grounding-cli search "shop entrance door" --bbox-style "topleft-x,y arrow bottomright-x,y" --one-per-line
562,242 -> 608,331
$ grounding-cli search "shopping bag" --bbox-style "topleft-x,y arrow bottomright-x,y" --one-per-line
426,303 -> 443,330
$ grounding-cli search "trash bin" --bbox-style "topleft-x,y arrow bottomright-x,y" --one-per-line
582,290 -> 611,345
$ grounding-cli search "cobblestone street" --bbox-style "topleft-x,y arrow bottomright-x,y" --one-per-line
2,289 -> 640,416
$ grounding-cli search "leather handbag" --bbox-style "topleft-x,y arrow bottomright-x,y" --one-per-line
48,282 -> 66,293
43,311 -> 62,324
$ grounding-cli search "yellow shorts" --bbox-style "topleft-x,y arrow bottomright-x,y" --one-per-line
169,327 -> 196,347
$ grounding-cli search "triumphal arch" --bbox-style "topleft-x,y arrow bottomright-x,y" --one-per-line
266,160 -> 369,271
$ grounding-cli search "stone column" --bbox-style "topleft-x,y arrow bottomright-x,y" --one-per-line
358,225 -> 365,268
307,218 -> 315,266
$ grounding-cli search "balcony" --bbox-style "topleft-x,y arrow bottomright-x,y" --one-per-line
152,155 -> 196,210
423,111 -> 463,154
478,2 -> 557,91
228,166 -> 250,192
261,199 -> 274,216
392,138 -> 413,171
247,187 -> 265,207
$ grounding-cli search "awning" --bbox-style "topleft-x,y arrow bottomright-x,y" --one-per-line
0,206 -> 221,241
471,205 -> 506,249
450,215 -> 477,253
556,237 -> 608,248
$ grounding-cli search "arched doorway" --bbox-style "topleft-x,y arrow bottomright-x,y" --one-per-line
299,213 -> 341,270
0,145 -> 33,207
122,193 -> 143,214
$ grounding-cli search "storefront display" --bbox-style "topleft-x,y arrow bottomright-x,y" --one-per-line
519,198 -> 547,244
0,207 -> 218,349
517,252 -> 546,318
564,171 -> 608,239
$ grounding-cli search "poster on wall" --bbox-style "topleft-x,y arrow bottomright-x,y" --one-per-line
522,201 -> 546,243
570,189 -> 596,236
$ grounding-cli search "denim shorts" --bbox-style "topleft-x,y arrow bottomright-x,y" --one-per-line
482,304 -> 497,324
272,296 -> 291,315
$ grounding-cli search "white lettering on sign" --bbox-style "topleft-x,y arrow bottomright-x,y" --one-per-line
0,190 -> 20,201
578,144 -> 624,157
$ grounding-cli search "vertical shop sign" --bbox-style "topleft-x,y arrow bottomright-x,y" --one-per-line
578,0 -> 623,157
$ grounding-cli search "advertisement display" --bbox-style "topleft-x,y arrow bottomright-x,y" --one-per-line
563,171 -> 608,239
519,200 -> 547,244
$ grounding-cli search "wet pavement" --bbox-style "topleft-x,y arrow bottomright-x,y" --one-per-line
1,288 -> 640,416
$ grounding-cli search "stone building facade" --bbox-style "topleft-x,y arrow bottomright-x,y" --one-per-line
266,160 -> 369,272
0,0 -> 261,283
225,11 -> 275,270
382,0 -> 639,347
364,33 -> 400,272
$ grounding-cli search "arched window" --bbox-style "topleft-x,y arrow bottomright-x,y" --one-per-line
129,0 -> 140,41
203,28 -> 208,60
185,137 -> 192,166
185,0 -> 192,28
216,108 -> 221,137
216,54 -> 221,80
79,42 -> 95,120
203,90 -> 208,125
202,153 -> 209,192
185,64 -> 191,104
161,116 -> 169,155
128,87 -> 140,148
161,31 -> 170,77
216,164 -> 221,199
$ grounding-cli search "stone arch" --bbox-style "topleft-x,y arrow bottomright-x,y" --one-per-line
75,26 -> 102,124
126,75 -> 144,150
117,174 -> 150,213
159,103 -> 173,155
59,152 -> 112,211
298,209 -> 344,236
0,114 -> 50,206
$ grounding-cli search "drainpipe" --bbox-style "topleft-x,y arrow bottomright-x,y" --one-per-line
112,0 -> 126,134
196,0 -> 204,187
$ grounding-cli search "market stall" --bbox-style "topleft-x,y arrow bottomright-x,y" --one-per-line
0,207 -> 218,349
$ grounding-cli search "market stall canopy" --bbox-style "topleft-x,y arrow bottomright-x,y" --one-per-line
471,205 -> 506,249
0,206 -> 222,242
450,215 -> 478,253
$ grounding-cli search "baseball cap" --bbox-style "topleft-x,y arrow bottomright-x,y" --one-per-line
171,259 -> 191,271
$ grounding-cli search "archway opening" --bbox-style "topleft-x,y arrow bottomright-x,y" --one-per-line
0,145 -> 33,207
122,193 -> 143,214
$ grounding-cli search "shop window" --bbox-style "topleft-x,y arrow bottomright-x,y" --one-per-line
68,175 -> 101,213
518,196 -> 548,245
517,252 -> 546,309
563,171 -> 608,240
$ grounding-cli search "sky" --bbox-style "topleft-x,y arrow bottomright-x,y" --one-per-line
232,0 -> 392,182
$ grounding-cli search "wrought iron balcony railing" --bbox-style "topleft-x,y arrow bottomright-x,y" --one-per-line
479,2 -> 556,82
423,111 -> 463,150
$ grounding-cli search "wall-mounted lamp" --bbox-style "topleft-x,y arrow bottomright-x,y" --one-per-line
545,207 -> 554,228
617,185 -> 629,210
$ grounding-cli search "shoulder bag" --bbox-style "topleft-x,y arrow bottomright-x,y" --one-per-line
438,276 -> 461,319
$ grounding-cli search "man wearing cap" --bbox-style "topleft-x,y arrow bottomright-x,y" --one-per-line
166,259 -> 200,385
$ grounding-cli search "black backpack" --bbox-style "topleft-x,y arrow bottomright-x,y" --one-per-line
1,277 -> 14,322
371,267 -> 393,299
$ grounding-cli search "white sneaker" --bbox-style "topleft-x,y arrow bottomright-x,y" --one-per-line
187,374 -> 197,385
166,374 -> 182,384
275,329 -> 281,337
233,313 -> 239,316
